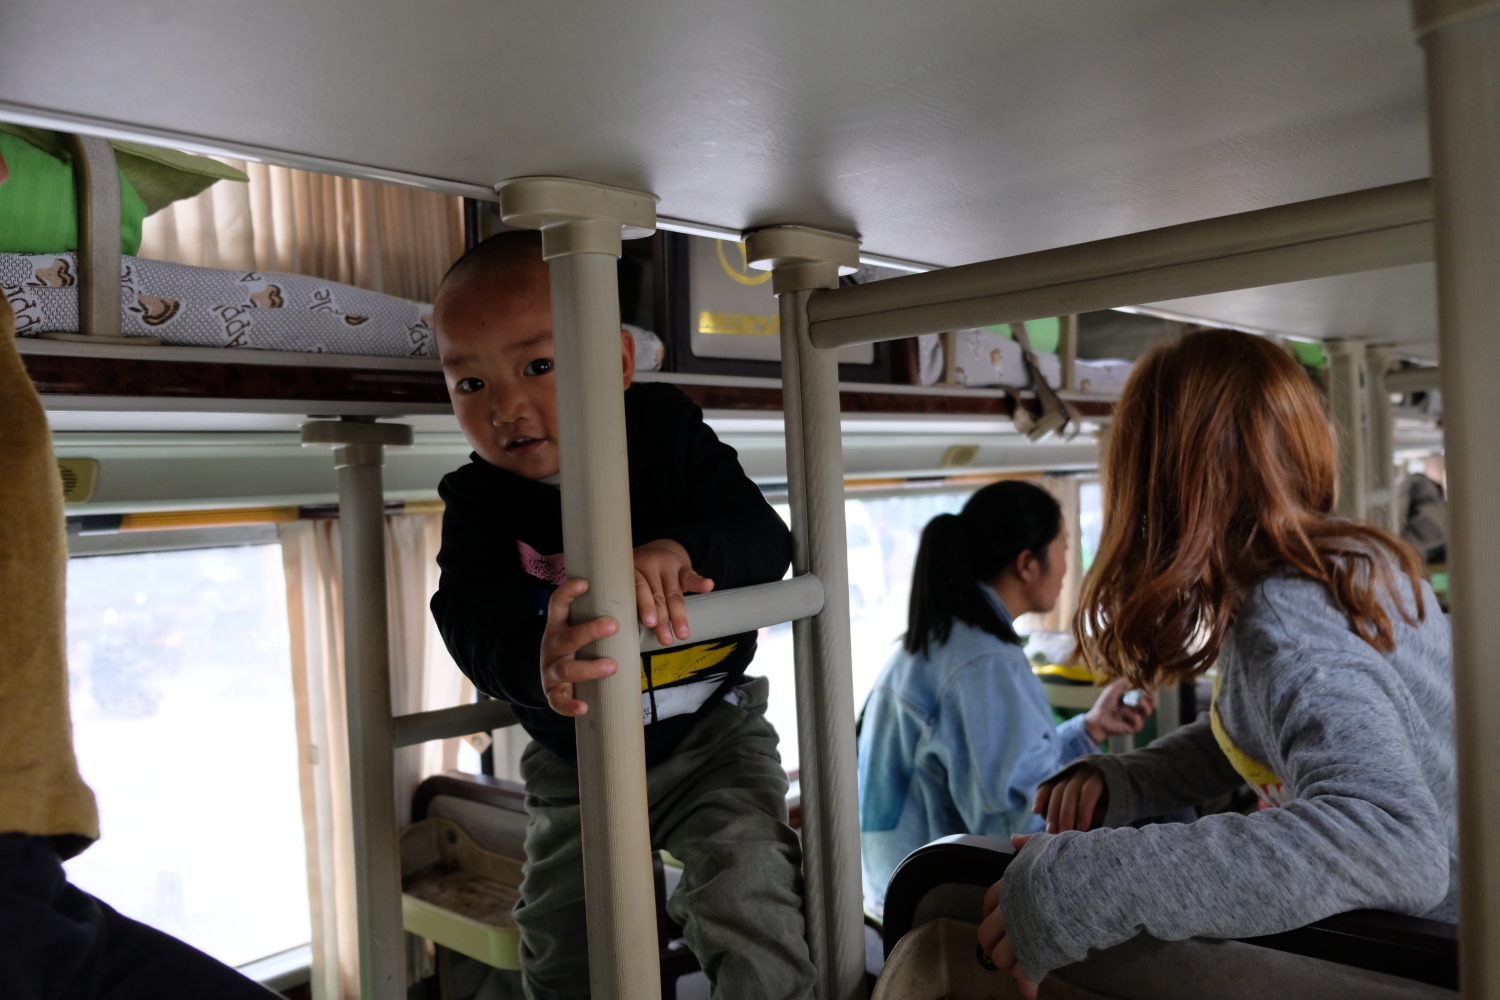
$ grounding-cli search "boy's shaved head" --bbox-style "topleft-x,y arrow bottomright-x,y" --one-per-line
436,229 -> 547,311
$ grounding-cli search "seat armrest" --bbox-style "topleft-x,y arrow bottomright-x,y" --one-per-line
412,770 -> 527,822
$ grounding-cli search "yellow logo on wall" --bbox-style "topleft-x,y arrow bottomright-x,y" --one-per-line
715,240 -> 773,287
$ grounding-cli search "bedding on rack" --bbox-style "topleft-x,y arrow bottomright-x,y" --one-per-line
2,252 -> 665,368
912,328 -> 1131,395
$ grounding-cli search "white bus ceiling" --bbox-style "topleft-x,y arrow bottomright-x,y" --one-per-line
0,0 -> 1436,352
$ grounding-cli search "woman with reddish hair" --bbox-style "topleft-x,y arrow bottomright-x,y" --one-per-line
978,330 -> 1455,997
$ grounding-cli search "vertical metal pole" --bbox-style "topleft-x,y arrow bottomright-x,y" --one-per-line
498,178 -> 661,1000
777,292 -> 829,985
1325,339 -> 1370,520
550,249 -> 660,999
40,136 -> 155,346
301,419 -> 414,1000
1412,5 -> 1500,995
749,227 -> 865,1000
1060,313 -> 1080,392
1365,345 -> 1398,531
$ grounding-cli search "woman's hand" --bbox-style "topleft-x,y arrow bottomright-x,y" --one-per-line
1034,763 -> 1109,833
1083,677 -> 1154,743
976,834 -> 1041,999
538,578 -> 620,717
633,539 -> 714,647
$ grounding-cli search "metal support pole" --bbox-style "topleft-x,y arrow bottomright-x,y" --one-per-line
1059,313 -> 1080,392
805,181 -> 1433,348
301,418 -> 414,1000
637,575 -> 826,653
1412,4 -> 1500,995
747,226 -> 866,1000
1365,345 -> 1398,531
1325,340 -> 1370,521
1387,366 -> 1444,393
392,700 -> 517,749
40,135 -> 156,346
497,176 -> 661,1000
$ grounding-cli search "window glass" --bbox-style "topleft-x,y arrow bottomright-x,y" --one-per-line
759,491 -> 974,774
63,543 -> 309,969
1079,479 -> 1103,572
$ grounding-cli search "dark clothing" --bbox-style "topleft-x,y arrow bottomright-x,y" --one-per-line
514,677 -> 815,1000
0,834 -> 275,1000
431,381 -> 791,765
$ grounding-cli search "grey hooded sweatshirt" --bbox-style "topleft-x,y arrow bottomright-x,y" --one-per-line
1003,570 -> 1456,981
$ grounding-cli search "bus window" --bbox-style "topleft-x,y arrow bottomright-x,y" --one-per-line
62,529 -> 310,971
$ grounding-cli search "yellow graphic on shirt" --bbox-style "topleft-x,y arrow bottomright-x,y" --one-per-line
1210,674 -> 1288,807
640,640 -> 739,691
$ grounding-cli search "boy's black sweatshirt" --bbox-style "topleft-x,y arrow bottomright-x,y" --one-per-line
431,382 -> 792,766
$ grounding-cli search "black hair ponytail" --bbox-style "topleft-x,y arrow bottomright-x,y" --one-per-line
902,481 -> 1064,656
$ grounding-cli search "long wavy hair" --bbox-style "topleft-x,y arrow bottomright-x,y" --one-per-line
904,480 -> 1062,657
1075,329 -> 1425,686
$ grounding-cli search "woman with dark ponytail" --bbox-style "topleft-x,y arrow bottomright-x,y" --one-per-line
856,480 -> 1152,915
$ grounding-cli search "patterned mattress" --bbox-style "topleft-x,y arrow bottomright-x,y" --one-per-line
1,252 -> 665,369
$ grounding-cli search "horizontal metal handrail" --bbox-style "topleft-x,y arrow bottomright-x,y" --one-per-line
638,574 -> 826,653
392,699 -> 517,748
807,179 -> 1432,347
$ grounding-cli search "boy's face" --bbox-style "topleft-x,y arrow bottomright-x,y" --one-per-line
435,262 -> 634,480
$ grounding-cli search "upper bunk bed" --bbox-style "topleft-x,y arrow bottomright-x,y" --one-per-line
0,0 -> 1446,508
0,0 -> 1439,360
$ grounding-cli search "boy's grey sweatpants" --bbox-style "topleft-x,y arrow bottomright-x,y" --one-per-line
514,676 -> 817,1000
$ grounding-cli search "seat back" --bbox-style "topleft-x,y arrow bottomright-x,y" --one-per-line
878,835 -> 1458,999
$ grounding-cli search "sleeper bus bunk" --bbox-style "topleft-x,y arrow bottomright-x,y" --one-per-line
5,2 -> 1492,997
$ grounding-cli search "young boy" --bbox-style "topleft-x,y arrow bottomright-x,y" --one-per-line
429,231 -> 816,1000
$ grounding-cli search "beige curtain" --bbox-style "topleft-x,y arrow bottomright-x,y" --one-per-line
140,160 -> 464,303
279,512 -> 475,1000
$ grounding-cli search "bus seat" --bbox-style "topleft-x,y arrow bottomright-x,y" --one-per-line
875,835 -> 1457,1000
407,771 -> 702,997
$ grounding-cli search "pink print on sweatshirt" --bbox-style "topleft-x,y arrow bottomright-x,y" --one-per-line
517,540 -> 566,587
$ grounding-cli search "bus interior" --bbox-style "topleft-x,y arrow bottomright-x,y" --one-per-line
0,1 -> 1490,998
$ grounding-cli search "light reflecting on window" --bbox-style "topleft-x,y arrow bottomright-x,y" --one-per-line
761,492 -> 974,774
63,543 -> 309,969
1079,479 -> 1103,572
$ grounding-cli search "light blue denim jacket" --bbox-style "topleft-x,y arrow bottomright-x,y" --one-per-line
856,586 -> 1096,913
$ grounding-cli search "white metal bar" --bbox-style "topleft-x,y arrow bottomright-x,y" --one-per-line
775,288 -> 829,990
637,575 -> 825,653
749,225 -> 866,1000
793,300 -> 866,1000
550,250 -> 660,1000
1386,366 -> 1443,393
391,700 -> 517,749
70,135 -> 120,340
38,135 -> 155,347
1325,340 -> 1370,521
1412,4 -> 1500,995
1060,313 -> 1080,392
1365,345 -> 1398,531
498,176 -> 662,1000
805,181 -> 1432,348
301,418 -> 414,1000
1156,683 -> 1183,739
